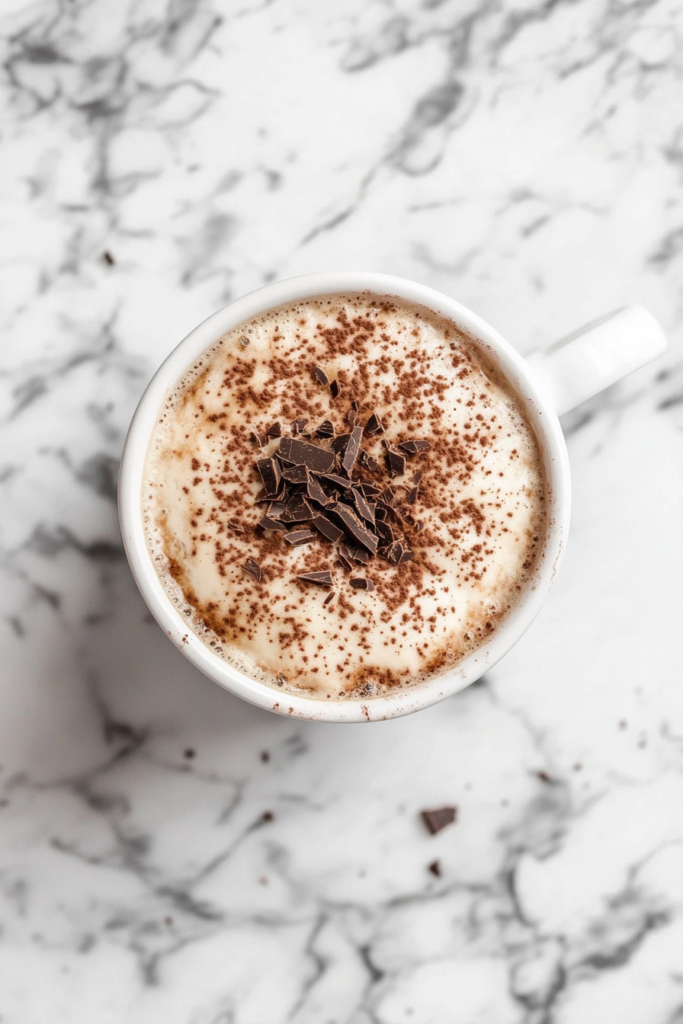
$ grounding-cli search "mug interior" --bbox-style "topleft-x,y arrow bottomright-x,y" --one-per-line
119,273 -> 570,722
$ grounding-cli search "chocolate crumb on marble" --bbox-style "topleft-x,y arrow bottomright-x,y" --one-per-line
421,806 -> 457,835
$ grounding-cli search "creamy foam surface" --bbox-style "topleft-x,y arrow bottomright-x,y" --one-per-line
143,293 -> 547,700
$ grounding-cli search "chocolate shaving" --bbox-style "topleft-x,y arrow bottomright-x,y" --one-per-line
428,860 -> 441,877
298,571 -> 333,588
266,422 -> 282,438
415,520 -> 424,533
329,502 -> 379,554
315,420 -> 334,438
278,436 -> 335,474
347,410 -> 360,427
351,547 -> 370,565
323,591 -> 335,607
383,541 -> 404,564
399,439 -> 431,455
337,550 -> 353,571
280,494 -> 314,522
364,411 -> 384,436
330,380 -> 341,399
227,518 -> 244,532
256,457 -> 282,496
267,500 -> 287,519
412,471 -> 424,486
284,529 -> 316,546
386,446 -> 407,477
421,806 -> 457,835
251,430 -> 268,448
281,464 -> 309,484
404,486 -> 419,505
241,558 -> 263,583
351,399 -> 360,411
290,417 -> 309,436
376,520 -> 394,545
360,482 -> 381,497
312,366 -> 329,386
350,577 -> 374,591
351,487 -> 376,526
363,454 -> 380,473
398,548 -> 414,563
331,425 -> 363,477
258,514 -> 286,532
306,475 -> 333,507
317,472 -> 353,491
311,514 -> 344,544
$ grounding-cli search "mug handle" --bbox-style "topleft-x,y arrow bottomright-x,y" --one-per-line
526,306 -> 666,416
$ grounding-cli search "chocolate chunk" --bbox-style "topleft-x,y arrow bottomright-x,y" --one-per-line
290,417 -> 309,436
315,419 -> 334,439
351,487 -> 376,526
399,439 -> 431,455
415,520 -> 424,533
329,502 -> 379,554
298,571 -> 333,588
404,486 -> 419,505
306,475 -> 333,507
428,860 -> 441,878
258,514 -> 287,532
256,457 -> 282,496
402,513 -> 416,526
323,591 -> 335,607
284,529 -> 316,546
350,577 -> 374,591
241,558 -> 263,583
266,422 -> 282,438
421,806 -> 457,835
278,437 -> 335,474
317,472 -> 353,491
313,366 -> 329,386
364,411 -> 384,436
412,471 -> 424,486
280,494 -> 314,523
330,380 -> 341,399
281,464 -> 309,484
347,410 -> 360,427
386,446 -> 407,477
311,514 -> 344,544
351,399 -> 360,411
398,548 -> 414,563
351,547 -> 370,565
375,507 -> 388,521
227,518 -> 244,532
251,429 -> 268,448
337,551 -> 353,571
363,454 -> 380,473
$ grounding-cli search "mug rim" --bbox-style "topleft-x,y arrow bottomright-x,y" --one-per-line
119,271 -> 570,722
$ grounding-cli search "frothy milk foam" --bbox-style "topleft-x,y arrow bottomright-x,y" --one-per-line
143,293 -> 547,701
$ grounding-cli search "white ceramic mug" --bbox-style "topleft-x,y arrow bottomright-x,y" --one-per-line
119,273 -> 666,722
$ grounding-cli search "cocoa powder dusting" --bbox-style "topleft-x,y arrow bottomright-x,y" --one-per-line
144,293 -> 547,701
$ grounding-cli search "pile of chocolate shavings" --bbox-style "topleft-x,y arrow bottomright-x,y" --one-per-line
245,393 -> 431,590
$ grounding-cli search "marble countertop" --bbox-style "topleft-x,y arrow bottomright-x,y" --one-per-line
1,1 -> 682,1021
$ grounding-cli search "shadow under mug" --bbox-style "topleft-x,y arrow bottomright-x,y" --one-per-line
118,273 -> 666,723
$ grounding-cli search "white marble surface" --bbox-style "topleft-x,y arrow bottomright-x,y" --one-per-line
1,0 -> 682,1020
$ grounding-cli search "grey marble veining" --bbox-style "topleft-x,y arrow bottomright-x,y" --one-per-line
1,0 -> 682,1021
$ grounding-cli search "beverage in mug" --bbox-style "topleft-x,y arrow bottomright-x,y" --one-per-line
121,272 -> 665,721
142,292 -> 546,701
